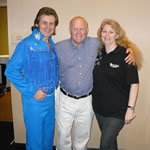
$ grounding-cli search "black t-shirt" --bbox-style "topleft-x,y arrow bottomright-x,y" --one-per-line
92,45 -> 139,119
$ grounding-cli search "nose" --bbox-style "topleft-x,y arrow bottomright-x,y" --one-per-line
76,29 -> 81,34
47,24 -> 51,29
105,32 -> 110,36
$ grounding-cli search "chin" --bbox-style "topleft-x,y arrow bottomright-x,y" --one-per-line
44,34 -> 52,38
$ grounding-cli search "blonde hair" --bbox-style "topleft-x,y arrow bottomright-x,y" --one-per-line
97,18 -> 143,69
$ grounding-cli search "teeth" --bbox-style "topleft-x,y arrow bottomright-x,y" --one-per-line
76,36 -> 82,39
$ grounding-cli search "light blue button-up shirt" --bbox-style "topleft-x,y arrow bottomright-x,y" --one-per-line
55,37 -> 99,96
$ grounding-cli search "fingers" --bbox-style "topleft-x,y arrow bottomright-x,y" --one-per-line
125,116 -> 136,125
33,89 -> 48,102
126,48 -> 133,55
125,48 -> 135,65
125,120 -> 131,125
39,93 -> 47,101
125,54 -> 135,64
125,55 -> 131,64
34,92 -> 47,102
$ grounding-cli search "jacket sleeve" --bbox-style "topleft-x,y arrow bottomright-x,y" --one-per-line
5,40 -> 37,98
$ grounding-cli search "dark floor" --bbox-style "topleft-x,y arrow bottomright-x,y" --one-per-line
0,121 -> 14,150
0,121 -> 98,150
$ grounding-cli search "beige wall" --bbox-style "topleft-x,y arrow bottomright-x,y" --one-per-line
7,0 -> 150,149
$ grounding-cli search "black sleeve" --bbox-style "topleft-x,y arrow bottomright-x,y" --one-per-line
125,64 -> 139,84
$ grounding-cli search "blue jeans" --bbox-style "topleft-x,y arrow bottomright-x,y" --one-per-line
95,113 -> 124,150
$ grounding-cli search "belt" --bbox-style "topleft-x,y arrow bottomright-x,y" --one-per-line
60,88 -> 92,99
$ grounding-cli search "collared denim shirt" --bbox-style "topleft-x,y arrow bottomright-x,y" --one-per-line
5,28 -> 59,97
55,37 -> 99,96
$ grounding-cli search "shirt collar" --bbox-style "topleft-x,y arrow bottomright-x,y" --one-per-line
102,45 -> 121,55
113,45 -> 121,54
32,28 -> 54,48
33,28 -> 44,40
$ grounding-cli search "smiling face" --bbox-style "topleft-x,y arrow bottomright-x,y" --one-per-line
36,15 -> 56,40
69,17 -> 89,47
101,24 -> 119,47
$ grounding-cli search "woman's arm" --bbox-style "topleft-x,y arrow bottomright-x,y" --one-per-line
125,83 -> 139,124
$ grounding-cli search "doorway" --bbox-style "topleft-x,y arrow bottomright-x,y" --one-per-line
0,6 -> 13,121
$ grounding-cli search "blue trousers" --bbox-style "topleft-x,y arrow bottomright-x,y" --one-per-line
22,93 -> 55,150
95,113 -> 124,150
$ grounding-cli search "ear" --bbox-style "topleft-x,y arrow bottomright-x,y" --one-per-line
35,24 -> 38,28
69,26 -> 72,35
86,27 -> 89,35
116,34 -> 119,39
